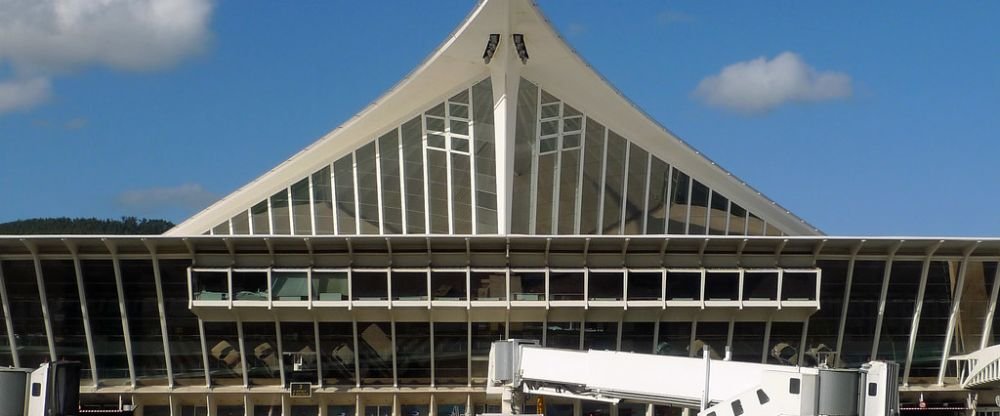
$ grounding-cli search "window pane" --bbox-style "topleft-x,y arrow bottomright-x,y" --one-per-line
204,322 -> 241,385
435,322 -> 468,386
312,166 -> 334,234
911,261 -> 955,377
875,261 -> 923,362
688,180 -> 709,234
534,153 -> 556,234
243,322 -> 279,386
427,149 -> 449,233
334,154 -> 357,234
402,116 -> 425,234
584,322 -> 617,351
80,260 -> 129,384
728,203 -> 747,235
601,131 -> 627,234
319,322 -> 355,385
645,157 -> 668,234
291,178 -> 311,235
623,144 -> 648,235
840,261 -> 884,367
546,322 -> 579,349
356,143 -> 380,234
161,260 -> 204,386
41,260 -> 91,379
281,322 -> 318,384
270,189 -> 290,235
511,78 -> 538,234
708,191 -> 728,235
472,78 -> 498,233
668,170 -> 689,234
579,118 -> 605,234
231,210 -> 250,235
379,130 -> 403,234
556,148 -> 580,234
396,322 -> 430,386
251,200 -> 269,235
121,260 -> 168,385
452,153 -> 473,234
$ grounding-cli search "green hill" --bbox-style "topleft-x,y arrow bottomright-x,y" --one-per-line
0,217 -> 175,235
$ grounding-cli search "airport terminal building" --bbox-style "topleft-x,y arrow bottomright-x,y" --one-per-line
1,1 -> 999,415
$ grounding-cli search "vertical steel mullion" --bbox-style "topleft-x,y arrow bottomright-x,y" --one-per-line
331,165 -> 340,235
528,87 -> 542,234
276,321 -> 286,386
619,143 -> 630,235
683,176 -> 693,234
652,315 -> 661,354
938,246 -> 979,385
391,319 -> 398,388
147,246 -> 175,387
468,87 -> 479,235
870,249 -> 899,360
663,165 -> 673,234
596,128 -> 609,233
834,244 -> 862,367
314,319 -> 323,387
616,318 -> 623,351
903,250 -> 938,386
688,320 -> 699,358
430,319 -> 436,387
0,260 -> 20,367
352,151 -> 362,234
724,201 -> 732,235
549,102 -> 563,235
574,117 -> 587,234
980,262 -> 1000,350
68,247 -> 99,387
308,174 -> 317,235
398,128 -> 408,234
108,245 -> 137,387
466,317 -> 472,388
375,135 -> 386,235
761,319 -> 772,364
641,153 -> 652,234
444,101 -> 455,235
422,115 -> 432,233
236,318 -> 248,387
352,319 -> 361,388
267,194 -> 274,234
287,185 -> 295,234
28,247 -> 57,361
199,318 -> 211,386
247,207 -> 255,235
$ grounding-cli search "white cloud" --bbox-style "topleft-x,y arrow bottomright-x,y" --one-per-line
0,0 -> 214,115
693,52 -> 852,114
117,183 -> 218,213
0,77 -> 50,113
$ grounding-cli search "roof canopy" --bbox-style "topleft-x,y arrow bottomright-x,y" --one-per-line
168,0 -> 819,237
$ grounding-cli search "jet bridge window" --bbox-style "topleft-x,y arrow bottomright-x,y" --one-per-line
756,389 -> 770,404
868,382 -> 877,396
731,400 -> 744,416
789,378 -> 801,394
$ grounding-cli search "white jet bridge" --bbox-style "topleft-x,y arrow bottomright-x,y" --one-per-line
486,340 -> 899,416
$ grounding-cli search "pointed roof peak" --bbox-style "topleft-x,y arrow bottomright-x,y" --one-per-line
168,1 -> 819,237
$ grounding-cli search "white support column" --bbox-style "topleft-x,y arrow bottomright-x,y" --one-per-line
902,242 -> 942,386
491,4 -> 521,234
870,242 -> 902,360
391,319 -> 398,388
276,321 -> 287,386
937,242 -> 981,385
430,318 -> 436,388
106,240 -> 137,387
314,319 -> 323,387
0,260 -> 20,367
236,318 -> 248,387
798,319 -> 810,365
199,318 -> 211,386
761,319 -> 772,364
834,242 -> 864,367
144,240 -> 175,387
980,262 -> 1000,350
24,242 -> 57,361
375,135 -> 386,235
352,319 -> 361,388
66,242 -> 99,387
466,318 -> 473,388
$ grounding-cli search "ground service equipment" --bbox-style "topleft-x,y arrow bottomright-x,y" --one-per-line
486,339 -> 899,416
0,361 -> 80,416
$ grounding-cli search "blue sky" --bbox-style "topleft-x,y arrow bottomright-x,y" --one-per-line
0,1 -> 997,236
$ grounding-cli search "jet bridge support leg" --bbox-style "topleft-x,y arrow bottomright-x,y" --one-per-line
502,388 -> 523,415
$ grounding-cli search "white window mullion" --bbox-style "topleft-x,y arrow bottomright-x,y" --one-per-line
550,102 -> 564,235
398,128 -> 408,234
574,117 -> 587,234
619,143 -> 630,235
331,164 -> 339,235
375,136 -> 386,234
663,165 -> 673,234
422,115 -> 431,233
309,173 -> 317,236
596,128 -> 609,233
641,153 -> 652,234
468,87 -> 479,235
528,86 -> 542,233
444,102 -> 455,235
352,151 -> 362,234
286,187 -> 294,235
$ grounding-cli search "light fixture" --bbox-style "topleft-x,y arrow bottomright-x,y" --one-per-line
483,34 -> 501,64
512,34 -> 528,64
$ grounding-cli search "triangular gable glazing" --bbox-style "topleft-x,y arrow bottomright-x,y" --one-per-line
510,78 -> 784,236
209,78 -> 499,236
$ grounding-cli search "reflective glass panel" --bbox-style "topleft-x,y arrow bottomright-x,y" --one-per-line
244,322 -> 280,386
401,116 -> 425,234
356,142 -> 380,234
312,166 -> 334,234
688,180 -> 710,234
379,130 -> 403,234
645,157 -> 669,234
511,78 -> 538,234
121,260 -> 168,385
601,131 -> 627,234
291,178 -> 311,235
708,191 -> 728,235
358,322 -> 393,386
270,189 -> 290,235
840,261 -> 883,367
333,154 -> 357,234
667,170 -> 689,234
472,78 -> 498,233
396,322 -> 431,386
251,200 -> 269,235
452,152 -> 473,234
623,144 -> 648,235
579,118 -> 605,234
